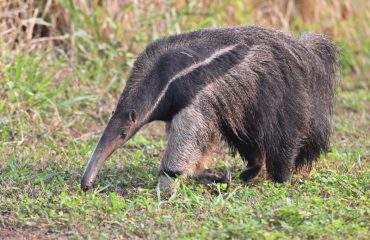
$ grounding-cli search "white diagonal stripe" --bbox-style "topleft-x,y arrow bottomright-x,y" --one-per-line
142,44 -> 238,123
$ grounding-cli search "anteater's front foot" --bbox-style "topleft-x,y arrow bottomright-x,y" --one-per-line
195,169 -> 232,190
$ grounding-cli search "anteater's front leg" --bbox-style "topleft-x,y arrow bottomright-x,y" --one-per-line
158,107 -> 227,193
159,145 -> 231,193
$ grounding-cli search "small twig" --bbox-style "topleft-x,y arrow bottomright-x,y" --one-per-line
74,131 -> 100,141
26,8 -> 39,40
0,27 -> 16,36
347,163 -> 356,173
28,34 -> 70,44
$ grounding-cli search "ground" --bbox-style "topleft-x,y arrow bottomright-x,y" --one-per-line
0,72 -> 369,238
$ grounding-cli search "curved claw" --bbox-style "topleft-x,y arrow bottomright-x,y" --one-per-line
220,168 -> 232,190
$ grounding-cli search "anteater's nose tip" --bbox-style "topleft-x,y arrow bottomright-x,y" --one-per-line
81,178 -> 92,192
81,184 -> 90,192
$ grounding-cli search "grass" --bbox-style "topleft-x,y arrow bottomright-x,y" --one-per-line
0,0 -> 369,239
0,55 -> 369,240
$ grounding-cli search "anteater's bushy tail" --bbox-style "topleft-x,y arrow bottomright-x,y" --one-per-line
299,32 -> 340,110
295,33 -> 340,170
299,32 -> 339,61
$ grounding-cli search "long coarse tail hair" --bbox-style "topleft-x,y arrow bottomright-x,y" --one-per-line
295,32 -> 340,170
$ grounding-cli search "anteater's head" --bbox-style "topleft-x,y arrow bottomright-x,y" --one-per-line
80,38 -> 165,191
80,107 -> 140,191
81,38 -> 198,191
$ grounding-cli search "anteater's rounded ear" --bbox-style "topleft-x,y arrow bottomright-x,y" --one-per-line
129,109 -> 136,122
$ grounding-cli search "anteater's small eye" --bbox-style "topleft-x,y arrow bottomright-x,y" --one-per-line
120,128 -> 127,139
111,111 -> 115,116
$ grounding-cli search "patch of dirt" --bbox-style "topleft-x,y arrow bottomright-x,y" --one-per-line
0,229 -> 56,240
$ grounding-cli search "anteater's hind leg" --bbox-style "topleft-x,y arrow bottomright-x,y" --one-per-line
265,144 -> 299,183
159,107 -> 228,192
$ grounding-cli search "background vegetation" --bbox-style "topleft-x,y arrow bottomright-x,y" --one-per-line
0,0 -> 369,238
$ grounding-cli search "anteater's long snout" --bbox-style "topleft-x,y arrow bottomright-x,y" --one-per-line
81,128 -> 119,191
81,145 -> 115,191
81,151 -> 103,191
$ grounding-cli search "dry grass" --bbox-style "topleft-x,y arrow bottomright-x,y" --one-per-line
1,0 -> 369,74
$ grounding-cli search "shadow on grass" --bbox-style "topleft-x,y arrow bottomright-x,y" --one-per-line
81,163 -> 159,195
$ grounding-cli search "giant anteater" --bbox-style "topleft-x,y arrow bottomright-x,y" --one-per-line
81,26 -> 339,192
